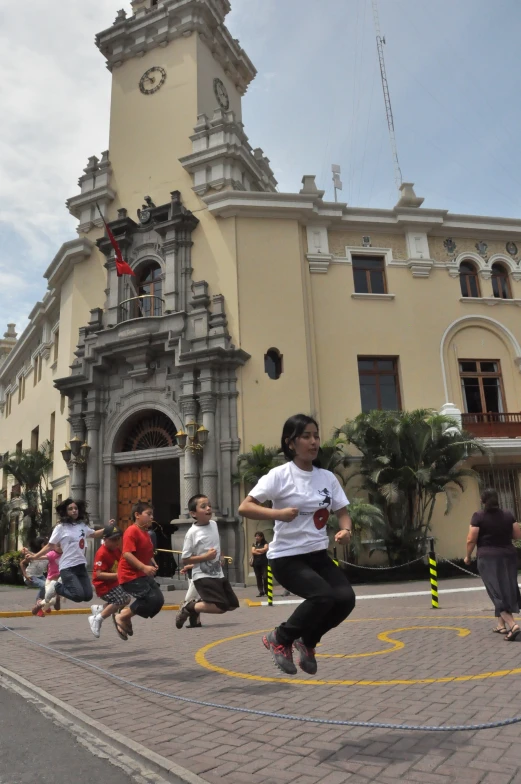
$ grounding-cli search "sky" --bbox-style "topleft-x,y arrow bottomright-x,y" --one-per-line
1,0 -> 521,332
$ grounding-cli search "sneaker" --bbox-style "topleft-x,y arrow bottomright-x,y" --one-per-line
45,608 -> 52,615
44,581 -> 57,604
36,609 -> 45,618
31,604 -> 39,616
175,600 -> 195,630
262,630 -> 297,675
292,639 -> 317,675
91,604 -> 104,616
88,614 -> 103,639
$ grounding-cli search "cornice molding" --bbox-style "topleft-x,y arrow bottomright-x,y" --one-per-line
44,238 -> 95,290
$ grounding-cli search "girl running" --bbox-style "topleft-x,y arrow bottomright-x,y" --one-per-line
27,498 -> 105,604
238,414 -> 355,676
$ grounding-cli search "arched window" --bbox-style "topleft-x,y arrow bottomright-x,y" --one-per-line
136,262 -> 163,317
491,262 -> 511,299
459,261 -> 480,298
264,348 -> 283,380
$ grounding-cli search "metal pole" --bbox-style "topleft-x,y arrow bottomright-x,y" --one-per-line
429,538 -> 439,609
267,563 -> 273,607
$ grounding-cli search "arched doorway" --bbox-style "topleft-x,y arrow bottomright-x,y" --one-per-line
116,410 -> 181,577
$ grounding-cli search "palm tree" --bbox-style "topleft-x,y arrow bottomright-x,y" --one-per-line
319,437 -> 351,482
234,444 -> 283,487
335,409 -> 485,563
328,499 -> 386,563
4,441 -> 53,540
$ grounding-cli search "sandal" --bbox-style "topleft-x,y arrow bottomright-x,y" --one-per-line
493,626 -> 509,634
505,624 -> 520,642
112,614 -> 128,641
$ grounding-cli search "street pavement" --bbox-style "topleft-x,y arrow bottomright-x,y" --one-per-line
1,577 -> 521,784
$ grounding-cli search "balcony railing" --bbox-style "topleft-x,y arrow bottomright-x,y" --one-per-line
119,295 -> 164,323
461,412 -> 521,438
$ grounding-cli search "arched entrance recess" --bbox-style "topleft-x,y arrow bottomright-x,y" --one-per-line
114,409 -> 183,578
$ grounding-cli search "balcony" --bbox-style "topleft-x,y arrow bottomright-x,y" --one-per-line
461,412 -> 521,439
119,295 -> 164,323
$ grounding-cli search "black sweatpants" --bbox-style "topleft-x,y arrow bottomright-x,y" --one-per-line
269,549 -> 355,648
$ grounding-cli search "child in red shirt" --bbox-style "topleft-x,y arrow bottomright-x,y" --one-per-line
114,502 -> 164,639
88,524 -> 131,639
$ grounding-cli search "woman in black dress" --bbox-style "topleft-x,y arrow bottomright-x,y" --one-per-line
251,532 -> 269,597
465,488 -> 521,641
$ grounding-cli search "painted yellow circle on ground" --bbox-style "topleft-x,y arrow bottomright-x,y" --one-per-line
195,619 -> 521,686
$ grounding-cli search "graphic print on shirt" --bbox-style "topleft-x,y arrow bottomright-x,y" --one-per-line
312,487 -> 332,530
78,529 -> 85,550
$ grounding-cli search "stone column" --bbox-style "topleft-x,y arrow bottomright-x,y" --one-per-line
69,413 -> 85,500
199,393 -> 218,514
180,394 -> 199,516
85,414 -> 101,526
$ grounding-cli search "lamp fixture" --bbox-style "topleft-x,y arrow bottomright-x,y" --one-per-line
61,437 -> 92,466
176,422 -> 209,454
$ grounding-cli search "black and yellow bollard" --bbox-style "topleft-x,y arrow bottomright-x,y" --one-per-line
266,564 -> 274,606
429,538 -> 439,609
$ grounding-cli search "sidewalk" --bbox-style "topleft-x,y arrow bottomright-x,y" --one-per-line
2,577 -> 521,784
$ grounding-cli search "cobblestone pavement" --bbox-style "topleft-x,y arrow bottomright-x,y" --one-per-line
2,579 -> 521,784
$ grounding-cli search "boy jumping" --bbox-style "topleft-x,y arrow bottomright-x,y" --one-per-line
88,523 -> 131,639
176,495 -> 239,629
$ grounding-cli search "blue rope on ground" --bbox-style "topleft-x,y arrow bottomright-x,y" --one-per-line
2,623 -> 521,732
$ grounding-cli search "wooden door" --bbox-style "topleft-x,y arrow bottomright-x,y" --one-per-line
117,465 -> 152,531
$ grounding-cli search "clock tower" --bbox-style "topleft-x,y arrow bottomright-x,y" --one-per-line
90,0 -> 275,220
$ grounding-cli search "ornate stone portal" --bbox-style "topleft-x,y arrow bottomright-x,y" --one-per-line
55,190 -> 249,578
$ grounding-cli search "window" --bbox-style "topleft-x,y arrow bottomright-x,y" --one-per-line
15,441 -> 22,455
491,263 -> 511,299
18,375 -> 25,403
31,426 -> 39,452
38,354 -> 43,382
477,467 -> 521,518
5,392 -> 12,417
459,360 -> 504,413
459,261 -> 480,298
60,394 -> 66,415
2,454 -> 8,492
136,263 -> 163,317
352,255 -> 387,294
264,348 -> 283,380
358,357 -> 401,412
53,329 -> 59,362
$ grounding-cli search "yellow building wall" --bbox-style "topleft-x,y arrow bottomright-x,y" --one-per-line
107,35 -> 199,219
196,36 -> 242,121
235,217 -> 315,451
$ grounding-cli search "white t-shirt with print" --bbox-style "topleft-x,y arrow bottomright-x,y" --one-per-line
249,462 -> 349,559
181,520 -> 224,581
49,522 -> 95,570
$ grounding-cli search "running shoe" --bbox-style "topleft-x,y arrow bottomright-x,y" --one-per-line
292,639 -> 317,675
36,608 -> 45,618
175,600 -> 196,629
88,614 -> 102,639
262,630 -> 297,675
91,604 -> 104,616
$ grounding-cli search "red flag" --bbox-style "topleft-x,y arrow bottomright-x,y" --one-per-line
96,203 -> 135,277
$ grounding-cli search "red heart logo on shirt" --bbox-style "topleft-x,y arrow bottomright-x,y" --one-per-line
313,509 -> 330,530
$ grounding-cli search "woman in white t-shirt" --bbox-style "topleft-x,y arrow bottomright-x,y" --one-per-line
27,498 -> 105,604
239,414 -> 355,676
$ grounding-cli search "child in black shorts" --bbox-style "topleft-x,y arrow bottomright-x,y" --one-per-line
176,495 -> 239,628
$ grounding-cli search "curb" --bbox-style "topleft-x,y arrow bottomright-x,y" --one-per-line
0,605 -> 181,618
0,665 -> 209,784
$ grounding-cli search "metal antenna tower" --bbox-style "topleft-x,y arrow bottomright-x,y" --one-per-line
372,0 -> 403,189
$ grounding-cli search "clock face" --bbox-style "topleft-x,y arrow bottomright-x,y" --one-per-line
139,66 -> 167,95
213,77 -> 230,110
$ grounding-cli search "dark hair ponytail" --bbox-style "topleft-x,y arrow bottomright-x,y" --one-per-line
280,413 -> 321,466
481,488 -> 500,511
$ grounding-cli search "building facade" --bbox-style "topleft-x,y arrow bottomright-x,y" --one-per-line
2,0 -> 521,577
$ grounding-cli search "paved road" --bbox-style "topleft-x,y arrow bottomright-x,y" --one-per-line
0,684 -> 136,784
2,579 -> 521,784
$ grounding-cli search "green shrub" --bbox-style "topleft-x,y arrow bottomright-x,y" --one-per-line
0,550 -> 24,584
